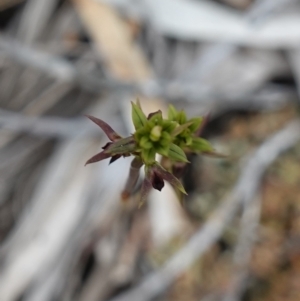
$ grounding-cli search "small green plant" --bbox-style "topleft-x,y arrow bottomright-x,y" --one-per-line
85,101 -> 220,205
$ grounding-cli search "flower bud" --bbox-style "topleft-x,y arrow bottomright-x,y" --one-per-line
150,125 -> 162,141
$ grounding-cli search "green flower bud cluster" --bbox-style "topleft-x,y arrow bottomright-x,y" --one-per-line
132,102 -> 213,166
167,105 -> 214,154
132,103 -> 183,164
85,101 -> 222,205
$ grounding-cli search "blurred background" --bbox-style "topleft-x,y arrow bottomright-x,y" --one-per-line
0,0 -> 300,301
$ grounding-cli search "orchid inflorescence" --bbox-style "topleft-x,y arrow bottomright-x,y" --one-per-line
85,101 -> 218,205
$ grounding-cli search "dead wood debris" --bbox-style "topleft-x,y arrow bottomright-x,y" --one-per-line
0,1 -> 300,301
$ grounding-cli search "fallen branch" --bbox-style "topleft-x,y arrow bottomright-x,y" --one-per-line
221,196 -> 261,301
0,108 -> 101,138
0,98 -> 128,301
246,0 -> 298,24
105,0 -> 300,48
0,34 -> 111,93
18,0 -> 60,44
0,35 -> 295,109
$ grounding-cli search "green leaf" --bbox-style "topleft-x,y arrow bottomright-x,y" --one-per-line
177,110 -> 187,124
141,148 -> 156,164
190,137 -> 213,153
106,136 -> 137,154
185,136 -> 193,146
144,120 -> 155,131
148,110 -> 163,124
168,104 -> 178,121
156,146 -> 170,157
162,120 -> 177,133
131,101 -> 147,130
139,136 -> 153,149
159,138 -> 171,147
161,131 -> 171,142
168,143 -> 189,163
188,117 -> 203,133
172,121 -> 193,137
153,163 -> 187,195
134,127 -> 148,140
148,110 -> 162,121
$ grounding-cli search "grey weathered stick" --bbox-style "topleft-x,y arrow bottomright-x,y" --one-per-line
0,35 -> 294,108
180,43 -> 236,82
0,35 -> 77,81
246,0 -> 298,24
246,1 -> 300,110
102,0 -> 300,48
0,35 -> 113,93
18,0 -> 60,44
23,82 -> 72,115
0,108 -> 100,138
0,100 -> 127,301
221,196 -> 261,301
108,119 -> 300,301
287,49 -> 300,103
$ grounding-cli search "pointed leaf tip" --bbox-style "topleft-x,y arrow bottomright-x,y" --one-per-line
190,137 -> 213,153
85,115 -> 121,141
131,102 -> 147,130
168,143 -> 189,163
189,117 -> 203,133
154,163 -> 187,195
85,151 -> 111,166
109,155 -> 121,164
172,121 -> 194,137
168,104 -> 178,121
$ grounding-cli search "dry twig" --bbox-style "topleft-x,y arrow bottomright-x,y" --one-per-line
0,108 -> 100,138
221,196 -> 261,301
